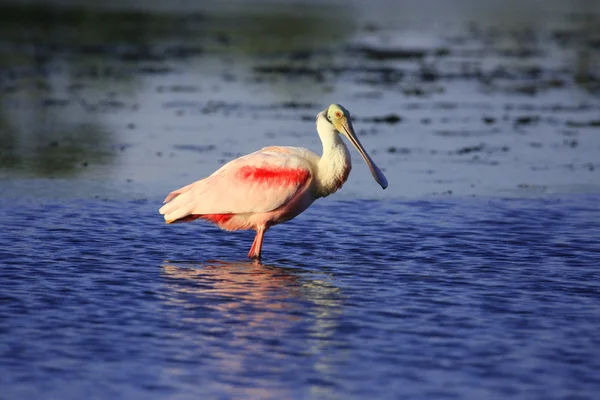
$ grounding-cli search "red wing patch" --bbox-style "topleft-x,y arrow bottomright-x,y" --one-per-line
170,214 -> 233,225
236,166 -> 310,186
200,214 -> 234,224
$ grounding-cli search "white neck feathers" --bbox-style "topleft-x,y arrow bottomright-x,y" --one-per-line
315,114 -> 352,197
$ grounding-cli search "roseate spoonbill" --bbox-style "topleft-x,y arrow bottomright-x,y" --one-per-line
159,104 -> 388,259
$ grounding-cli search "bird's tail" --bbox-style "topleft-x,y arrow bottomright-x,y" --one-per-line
159,182 -> 198,224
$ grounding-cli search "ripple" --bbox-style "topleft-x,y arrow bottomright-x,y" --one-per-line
8,195 -> 600,398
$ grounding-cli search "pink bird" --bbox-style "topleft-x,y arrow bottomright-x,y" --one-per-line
159,104 -> 388,259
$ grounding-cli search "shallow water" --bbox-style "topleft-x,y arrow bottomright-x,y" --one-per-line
1,196 -> 600,399
1,0 -> 600,399
1,0 -> 600,199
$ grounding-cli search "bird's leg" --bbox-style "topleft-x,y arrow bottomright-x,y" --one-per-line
248,235 -> 258,258
248,226 -> 266,259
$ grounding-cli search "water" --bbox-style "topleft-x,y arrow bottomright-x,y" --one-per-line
1,0 -> 600,399
1,0 -> 599,198
1,196 -> 599,399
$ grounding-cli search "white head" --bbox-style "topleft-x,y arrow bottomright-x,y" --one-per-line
317,104 -> 388,189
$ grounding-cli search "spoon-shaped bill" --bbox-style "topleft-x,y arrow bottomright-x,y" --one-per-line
337,118 -> 388,189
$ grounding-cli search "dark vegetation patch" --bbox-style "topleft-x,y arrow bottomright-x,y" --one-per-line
173,145 -> 216,153
435,129 -> 501,138
453,144 -> 510,155
566,120 -> 600,128
348,45 -> 450,60
387,147 -> 411,154
514,115 -> 540,126
361,114 -> 403,125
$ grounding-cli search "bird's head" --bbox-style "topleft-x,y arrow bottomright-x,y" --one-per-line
318,104 -> 388,189
325,103 -> 350,128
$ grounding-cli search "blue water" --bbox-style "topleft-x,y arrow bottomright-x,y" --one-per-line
1,195 -> 599,399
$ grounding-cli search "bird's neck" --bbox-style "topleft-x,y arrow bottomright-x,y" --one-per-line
316,129 -> 352,198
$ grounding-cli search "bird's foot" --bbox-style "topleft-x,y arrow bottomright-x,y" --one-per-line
247,252 -> 261,260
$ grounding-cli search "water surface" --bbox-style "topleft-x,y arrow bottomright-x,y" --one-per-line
1,196 -> 599,399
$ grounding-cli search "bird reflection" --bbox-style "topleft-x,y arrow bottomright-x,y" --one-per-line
161,260 -> 306,326
160,260 -> 344,398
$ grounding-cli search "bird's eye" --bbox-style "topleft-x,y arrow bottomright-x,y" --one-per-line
335,111 -> 342,118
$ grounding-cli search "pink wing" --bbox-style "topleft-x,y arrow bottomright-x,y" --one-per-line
159,146 -> 317,223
